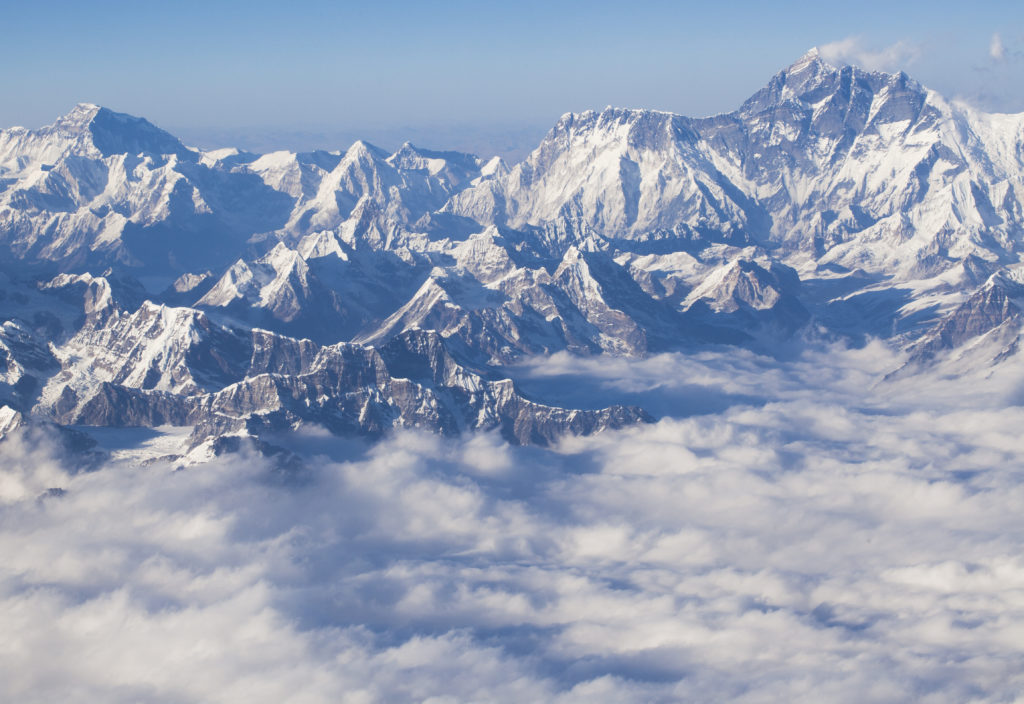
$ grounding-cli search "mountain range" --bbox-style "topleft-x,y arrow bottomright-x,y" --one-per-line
2,48 -> 1023,460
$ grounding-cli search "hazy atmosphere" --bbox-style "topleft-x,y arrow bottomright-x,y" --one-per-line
3,1 -> 1023,156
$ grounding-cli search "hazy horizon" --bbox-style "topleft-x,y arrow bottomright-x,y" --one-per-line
4,0 -> 1023,159
166,121 -> 554,161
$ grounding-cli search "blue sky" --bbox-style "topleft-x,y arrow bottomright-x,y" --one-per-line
4,0 -> 1022,153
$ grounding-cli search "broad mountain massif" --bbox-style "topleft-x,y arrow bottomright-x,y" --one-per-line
2,48 -> 1023,461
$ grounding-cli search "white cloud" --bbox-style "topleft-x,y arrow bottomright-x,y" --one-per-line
818,36 -> 921,73
0,426 -> 72,504
1,345 -> 1024,701
991,33 -> 1006,62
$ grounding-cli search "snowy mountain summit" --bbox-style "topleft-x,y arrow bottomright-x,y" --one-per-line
2,51 -> 1023,459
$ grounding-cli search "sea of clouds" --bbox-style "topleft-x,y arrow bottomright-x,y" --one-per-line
1,341 -> 1023,703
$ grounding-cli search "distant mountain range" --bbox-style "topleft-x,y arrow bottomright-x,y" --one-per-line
2,48 -> 1023,459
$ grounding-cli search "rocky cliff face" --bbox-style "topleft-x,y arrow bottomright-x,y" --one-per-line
31,295 -> 649,447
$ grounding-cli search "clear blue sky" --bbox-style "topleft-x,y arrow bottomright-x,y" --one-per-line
4,0 -> 1022,153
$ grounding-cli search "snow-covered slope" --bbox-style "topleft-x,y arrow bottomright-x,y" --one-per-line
449,49 -> 1024,279
0,108 -> 485,273
3,50 -> 1024,451
0,104 -> 295,271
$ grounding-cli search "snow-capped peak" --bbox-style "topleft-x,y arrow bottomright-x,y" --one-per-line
54,104 -> 195,159
55,102 -> 103,128
788,46 -> 828,72
0,103 -> 195,173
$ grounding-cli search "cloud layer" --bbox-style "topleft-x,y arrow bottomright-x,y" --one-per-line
1,344 -> 1023,702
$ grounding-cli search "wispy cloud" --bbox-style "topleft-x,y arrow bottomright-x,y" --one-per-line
990,32 -> 1006,62
818,36 -> 921,72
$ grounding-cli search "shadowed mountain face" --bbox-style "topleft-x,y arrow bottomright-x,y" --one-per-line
2,50 -> 1024,453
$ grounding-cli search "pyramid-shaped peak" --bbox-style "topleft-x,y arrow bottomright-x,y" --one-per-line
67,102 -> 102,118
783,46 -> 840,79
788,47 -> 831,71
344,139 -> 389,161
741,46 -> 925,116
388,141 -> 436,164
788,45 -> 918,82
49,103 -> 194,160
51,103 -> 103,132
